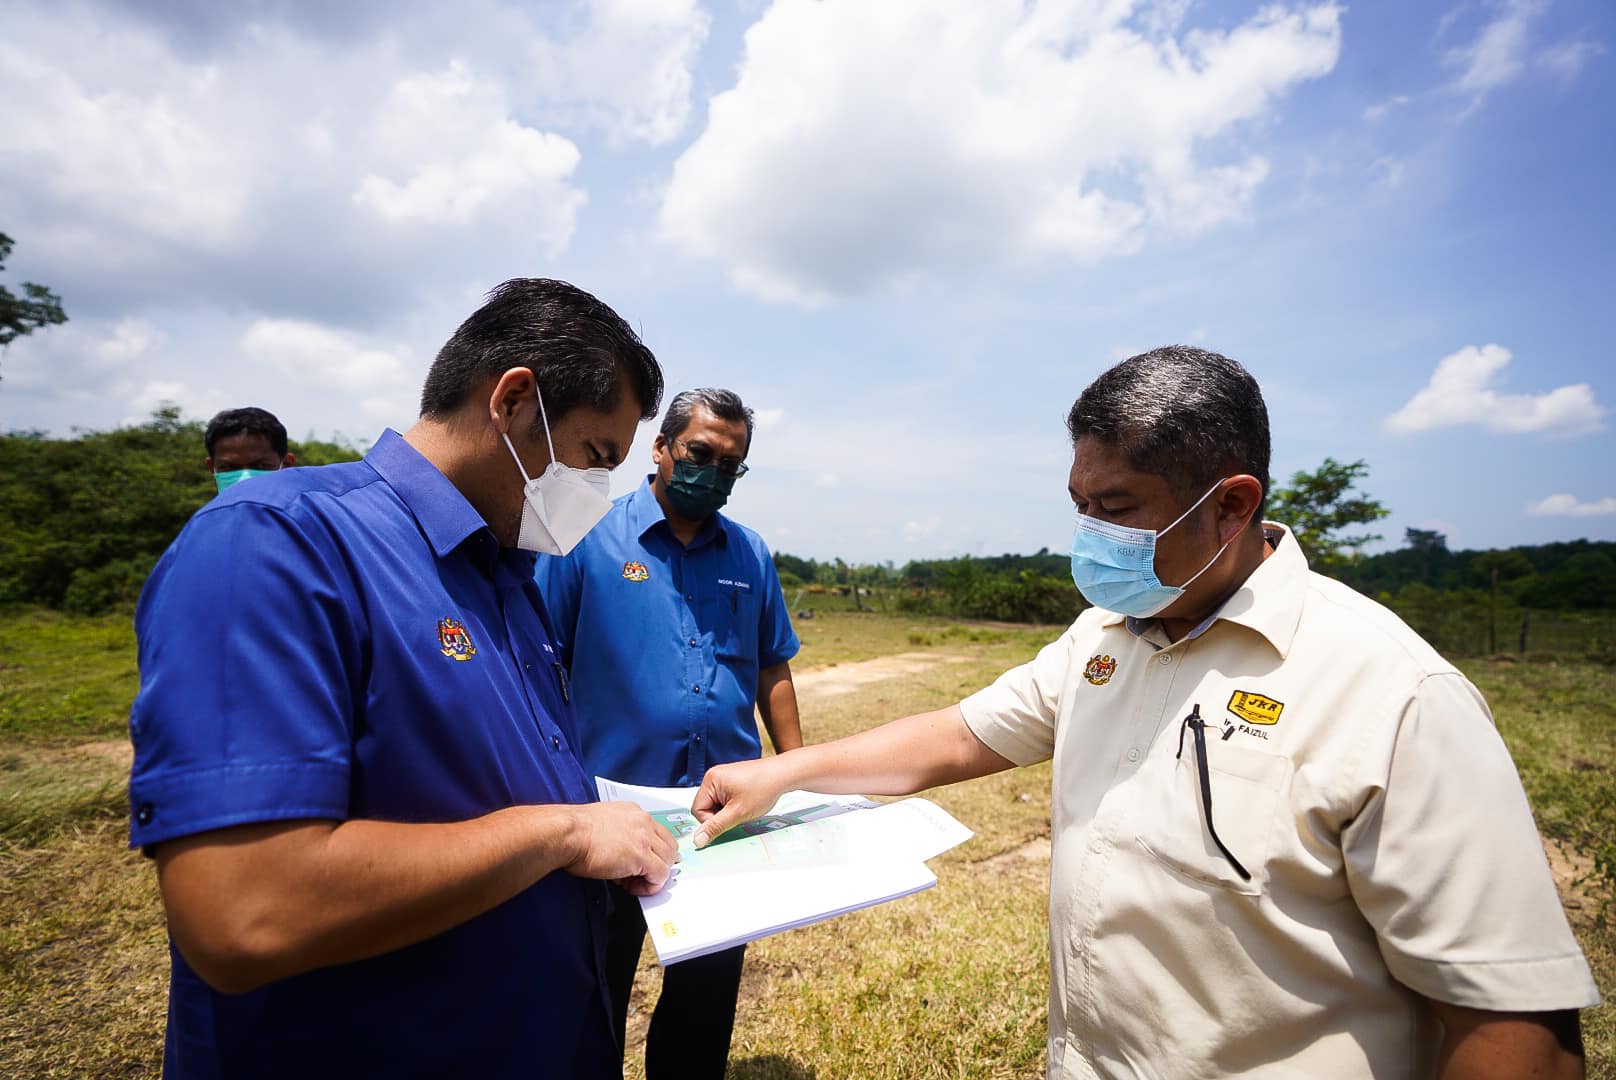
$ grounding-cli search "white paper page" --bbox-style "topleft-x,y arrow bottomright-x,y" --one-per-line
838,797 -> 976,863
640,858 -> 937,964
593,777 -> 972,965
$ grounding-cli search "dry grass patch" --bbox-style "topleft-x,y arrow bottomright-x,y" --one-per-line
3,612 -> 1611,1077
0,822 -> 167,1078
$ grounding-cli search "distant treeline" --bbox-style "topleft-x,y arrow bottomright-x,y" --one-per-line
0,408 -> 361,613
775,530 -> 1616,653
4,410 -> 1613,647
777,534 -> 1616,613
1331,529 -> 1616,610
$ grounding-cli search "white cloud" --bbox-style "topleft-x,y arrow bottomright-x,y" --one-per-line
353,61 -> 584,242
813,473 -> 841,489
525,0 -> 711,146
903,516 -> 943,541
1525,494 -> 1616,517
1537,37 -> 1607,82
1443,0 -> 1602,103
1369,156 -> 1407,189
240,319 -> 411,399
1448,0 -> 1545,98
1384,343 -> 1607,436
94,319 -> 166,364
0,1 -> 705,321
659,0 -> 1342,303
751,406 -> 786,433
1363,94 -> 1411,121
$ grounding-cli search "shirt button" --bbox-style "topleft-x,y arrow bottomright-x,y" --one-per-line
692,685 -> 700,693
685,593 -> 694,602
551,735 -> 561,750
689,638 -> 698,647
1126,748 -> 1140,763
1088,834 -> 1104,854
136,803 -> 155,826
523,662 -> 532,671
1158,654 -> 1173,666
694,735 -> 702,745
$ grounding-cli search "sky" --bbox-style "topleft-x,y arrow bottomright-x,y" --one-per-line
2,0 -> 1613,565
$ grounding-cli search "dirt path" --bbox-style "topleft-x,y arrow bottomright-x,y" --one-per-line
791,652 -> 974,699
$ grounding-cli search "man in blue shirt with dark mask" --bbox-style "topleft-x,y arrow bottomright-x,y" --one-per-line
128,279 -> 679,1079
535,387 -> 802,1080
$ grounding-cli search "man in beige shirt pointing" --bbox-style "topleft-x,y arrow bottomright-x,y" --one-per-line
692,346 -> 1599,1078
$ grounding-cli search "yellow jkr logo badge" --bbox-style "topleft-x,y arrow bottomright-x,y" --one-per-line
1227,690 -> 1283,726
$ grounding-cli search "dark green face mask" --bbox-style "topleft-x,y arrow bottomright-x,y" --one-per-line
666,458 -> 736,520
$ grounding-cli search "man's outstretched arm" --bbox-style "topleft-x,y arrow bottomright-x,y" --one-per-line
690,704 -> 1013,847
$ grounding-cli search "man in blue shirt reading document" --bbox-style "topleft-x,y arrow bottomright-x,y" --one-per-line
128,279 -> 679,1079
536,387 -> 802,1080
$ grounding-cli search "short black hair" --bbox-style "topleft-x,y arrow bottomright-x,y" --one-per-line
1067,346 -> 1271,515
205,407 -> 288,458
419,278 -> 663,429
659,388 -> 755,454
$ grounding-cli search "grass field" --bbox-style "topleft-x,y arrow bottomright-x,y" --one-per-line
0,606 -> 1611,1077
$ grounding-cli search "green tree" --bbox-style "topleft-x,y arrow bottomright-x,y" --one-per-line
1267,457 -> 1389,572
0,233 -> 68,377
0,408 -> 363,613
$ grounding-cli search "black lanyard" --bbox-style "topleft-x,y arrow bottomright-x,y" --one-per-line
1175,704 -> 1252,881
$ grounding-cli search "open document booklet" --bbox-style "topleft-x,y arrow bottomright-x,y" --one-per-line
595,777 -> 974,965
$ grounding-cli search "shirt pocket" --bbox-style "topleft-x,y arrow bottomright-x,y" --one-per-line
714,587 -> 760,664
1133,738 -> 1292,897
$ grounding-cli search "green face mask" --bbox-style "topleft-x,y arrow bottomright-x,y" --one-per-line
214,468 -> 276,494
666,459 -> 736,520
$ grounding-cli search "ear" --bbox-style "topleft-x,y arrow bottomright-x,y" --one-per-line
281,452 -> 297,468
204,457 -> 215,472
487,366 -> 538,439
651,432 -> 668,467
1215,475 -> 1264,544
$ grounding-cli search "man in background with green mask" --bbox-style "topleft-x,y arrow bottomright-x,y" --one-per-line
204,406 -> 295,493
533,386 -> 803,1080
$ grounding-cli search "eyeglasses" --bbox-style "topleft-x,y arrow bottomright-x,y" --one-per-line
670,436 -> 749,478
1175,703 -> 1251,881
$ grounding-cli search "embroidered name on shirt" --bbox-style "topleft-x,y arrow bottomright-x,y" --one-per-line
716,578 -> 751,589
1227,690 -> 1283,726
622,560 -> 650,581
1083,654 -> 1117,685
436,617 -> 478,661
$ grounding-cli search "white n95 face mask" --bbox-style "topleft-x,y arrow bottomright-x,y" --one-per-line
502,386 -> 612,555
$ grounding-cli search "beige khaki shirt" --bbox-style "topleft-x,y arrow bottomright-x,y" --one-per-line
959,525 -> 1599,1079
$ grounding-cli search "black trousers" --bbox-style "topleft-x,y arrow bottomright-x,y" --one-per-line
605,883 -> 746,1080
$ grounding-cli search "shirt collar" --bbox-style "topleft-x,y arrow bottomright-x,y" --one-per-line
1102,523 -> 1307,658
627,475 -> 727,549
365,429 -> 496,560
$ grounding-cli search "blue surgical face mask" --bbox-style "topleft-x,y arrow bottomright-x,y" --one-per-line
214,467 -> 277,494
1069,479 -> 1231,617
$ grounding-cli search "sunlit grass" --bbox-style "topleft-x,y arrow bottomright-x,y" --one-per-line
0,607 -> 1609,1077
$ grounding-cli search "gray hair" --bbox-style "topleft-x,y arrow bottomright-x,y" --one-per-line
659,388 -> 755,454
1066,346 -> 1271,514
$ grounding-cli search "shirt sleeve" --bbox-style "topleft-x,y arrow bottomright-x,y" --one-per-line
532,550 -> 585,668
128,502 -> 363,851
956,623 -> 1077,767
1342,671 -> 1600,1011
756,545 -> 800,668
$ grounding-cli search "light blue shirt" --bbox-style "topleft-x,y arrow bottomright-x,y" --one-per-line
534,478 -> 799,787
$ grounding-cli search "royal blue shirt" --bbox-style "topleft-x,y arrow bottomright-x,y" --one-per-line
128,429 -> 617,1080
533,479 -> 799,787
